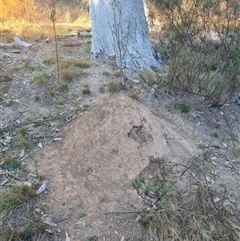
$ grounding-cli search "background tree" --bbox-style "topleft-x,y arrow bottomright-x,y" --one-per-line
89,0 -> 160,76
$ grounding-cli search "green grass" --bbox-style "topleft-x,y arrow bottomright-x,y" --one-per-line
86,235 -> 98,241
2,156 -> 23,171
99,85 -> 106,93
179,104 -> 190,113
82,87 -> 91,95
211,130 -> 219,138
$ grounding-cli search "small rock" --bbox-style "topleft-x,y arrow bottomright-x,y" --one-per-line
206,176 -> 213,184
224,161 -> 231,168
65,231 -> 70,241
53,137 -> 62,142
222,143 -> 227,147
223,199 -> 230,207
235,93 -> 240,105
214,197 -> 221,203
42,216 -> 57,227
36,183 -> 47,195
37,142 -> 43,148
20,149 -> 25,158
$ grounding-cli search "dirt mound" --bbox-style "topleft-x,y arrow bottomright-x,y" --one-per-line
38,95 -> 199,240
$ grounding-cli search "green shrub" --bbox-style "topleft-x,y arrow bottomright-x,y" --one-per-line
152,0 -> 240,105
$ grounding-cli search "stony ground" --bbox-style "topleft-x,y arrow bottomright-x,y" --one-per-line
1,34 -> 240,240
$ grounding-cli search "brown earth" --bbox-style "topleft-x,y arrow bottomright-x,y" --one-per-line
37,95 -> 199,240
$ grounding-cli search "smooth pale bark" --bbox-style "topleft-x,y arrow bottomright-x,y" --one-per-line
89,0 -> 160,76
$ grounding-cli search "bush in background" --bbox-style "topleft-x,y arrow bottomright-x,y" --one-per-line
151,0 -> 240,106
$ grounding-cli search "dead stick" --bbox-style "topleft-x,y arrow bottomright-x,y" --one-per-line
227,157 -> 240,175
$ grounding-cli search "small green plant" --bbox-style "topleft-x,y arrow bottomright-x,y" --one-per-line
211,130 -> 219,138
82,86 -> 91,95
132,175 -> 174,208
86,235 -> 98,241
2,156 -> 22,171
99,85 -> 105,93
179,104 -> 190,113
165,104 -> 172,112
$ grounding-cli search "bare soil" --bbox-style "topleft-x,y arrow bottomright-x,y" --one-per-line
1,35 -> 240,240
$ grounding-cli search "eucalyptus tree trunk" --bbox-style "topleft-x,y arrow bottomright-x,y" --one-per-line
89,0 -> 160,76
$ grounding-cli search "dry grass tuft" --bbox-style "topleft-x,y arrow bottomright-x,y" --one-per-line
33,72 -> 50,86
1,1 -> 90,42
108,81 -> 127,94
60,68 -> 88,82
128,92 -> 139,101
0,184 -> 36,213
134,154 -> 240,241
0,184 -> 47,241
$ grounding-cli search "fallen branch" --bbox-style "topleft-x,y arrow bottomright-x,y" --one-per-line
77,31 -> 92,38
227,157 -> 240,175
0,43 -> 14,48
